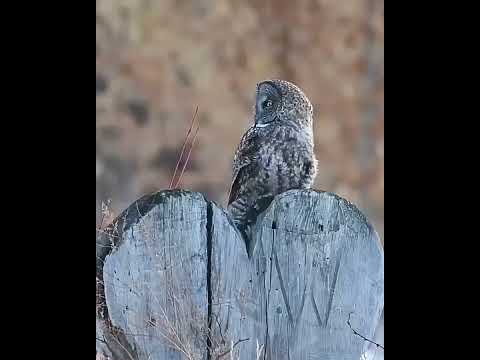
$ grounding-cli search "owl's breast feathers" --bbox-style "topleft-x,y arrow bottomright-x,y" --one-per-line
228,124 -> 315,206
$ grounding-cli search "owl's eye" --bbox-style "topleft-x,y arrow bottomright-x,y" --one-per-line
263,99 -> 273,109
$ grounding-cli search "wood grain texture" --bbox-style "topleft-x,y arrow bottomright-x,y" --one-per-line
96,189 -> 384,360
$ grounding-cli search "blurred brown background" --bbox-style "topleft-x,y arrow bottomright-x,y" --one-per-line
96,0 -> 384,242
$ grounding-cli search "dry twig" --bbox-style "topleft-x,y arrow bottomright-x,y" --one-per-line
169,106 -> 199,189
347,312 -> 384,350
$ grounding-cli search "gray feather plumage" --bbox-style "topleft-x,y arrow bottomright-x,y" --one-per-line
228,79 -> 318,252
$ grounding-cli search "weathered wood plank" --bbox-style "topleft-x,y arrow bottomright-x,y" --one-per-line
254,190 -> 383,359
96,189 -> 384,360
97,190 -> 210,360
209,203 -> 263,358
210,190 -> 384,359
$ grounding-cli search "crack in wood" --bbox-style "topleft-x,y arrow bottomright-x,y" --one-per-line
206,201 -> 214,360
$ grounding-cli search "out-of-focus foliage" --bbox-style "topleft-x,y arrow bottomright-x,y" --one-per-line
96,0 -> 384,242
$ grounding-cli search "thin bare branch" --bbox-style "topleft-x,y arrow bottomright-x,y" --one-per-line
174,123 -> 200,189
347,312 -> 384,350
216,338 -> 249,359
169,106 -> 199,189
96,336 -> 107,344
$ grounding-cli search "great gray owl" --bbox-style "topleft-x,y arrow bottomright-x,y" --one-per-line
227,79 -> 318,254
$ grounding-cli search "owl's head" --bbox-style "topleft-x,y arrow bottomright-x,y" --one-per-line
254,79 -> 313,129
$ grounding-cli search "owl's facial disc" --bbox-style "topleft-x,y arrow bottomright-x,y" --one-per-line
254,82 -> 281,126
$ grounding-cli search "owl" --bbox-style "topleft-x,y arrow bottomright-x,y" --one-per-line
227,79 -> 318,254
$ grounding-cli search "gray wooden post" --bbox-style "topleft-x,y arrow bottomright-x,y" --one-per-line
96,189 -> 384,360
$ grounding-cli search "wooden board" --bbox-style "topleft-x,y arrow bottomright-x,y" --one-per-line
96,189 -> 384,360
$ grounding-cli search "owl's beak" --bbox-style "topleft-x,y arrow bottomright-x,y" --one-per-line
254,115 -> 278,128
